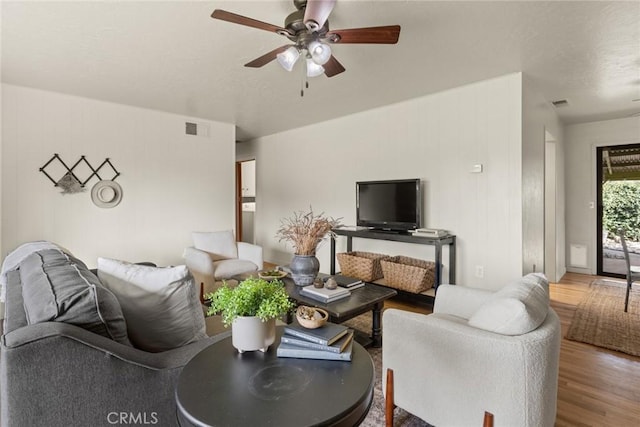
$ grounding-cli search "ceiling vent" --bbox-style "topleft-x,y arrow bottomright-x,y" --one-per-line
185,122 -> 210,137
551,99 -> 569,108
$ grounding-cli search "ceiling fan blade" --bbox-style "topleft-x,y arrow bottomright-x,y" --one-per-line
211,9 -> 288,35
244,45 -> 290,68
304,0 -> 336,31
326,25 -> 401,44
323,55 -> 345,77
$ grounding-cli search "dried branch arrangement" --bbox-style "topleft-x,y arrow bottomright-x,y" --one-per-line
276,207 -> 342,255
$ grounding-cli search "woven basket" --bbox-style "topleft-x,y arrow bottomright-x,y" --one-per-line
337,251 -> 389,282
381,256 -> 436,293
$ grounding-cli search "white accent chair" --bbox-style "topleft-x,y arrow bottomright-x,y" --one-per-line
183,230 -> 263,298
383,273 -> 561,427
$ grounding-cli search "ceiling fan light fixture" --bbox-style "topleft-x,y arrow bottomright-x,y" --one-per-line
306,58 -> 325,77
326,33 -> 341,43
305,20 -> 320,32
307,40 -> 331,65
276,46 -> 300,72
211,4 -> 400,79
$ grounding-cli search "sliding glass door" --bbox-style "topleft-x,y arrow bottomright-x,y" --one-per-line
597,144 -> 640,277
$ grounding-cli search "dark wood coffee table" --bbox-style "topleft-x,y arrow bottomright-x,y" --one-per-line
283,279 -> 397,348
176,327 -> 375,427
230,273 -> 397,348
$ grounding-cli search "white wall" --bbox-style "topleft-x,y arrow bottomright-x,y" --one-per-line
0,83 -> 3,267
521,75 -> 564,277
1,84 -> 236,267
565,116 -> 640,274
241,73 -> 524,289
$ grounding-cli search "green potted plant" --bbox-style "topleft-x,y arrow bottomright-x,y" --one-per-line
205,277 -> 294,353
276,207 -> 342,286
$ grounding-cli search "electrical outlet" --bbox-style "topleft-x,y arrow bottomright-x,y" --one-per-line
475,266 -> 484,278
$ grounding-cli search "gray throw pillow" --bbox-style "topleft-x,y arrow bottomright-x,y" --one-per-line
19,249 -> 131,345
97,258 -> 207,352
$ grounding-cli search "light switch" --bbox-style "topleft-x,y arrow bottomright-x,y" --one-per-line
471,164 -> 483,173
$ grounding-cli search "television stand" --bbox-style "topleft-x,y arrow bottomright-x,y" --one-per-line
370,229 -> 411,235
330,228 -> 456,294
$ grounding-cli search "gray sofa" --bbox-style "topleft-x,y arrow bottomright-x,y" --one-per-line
1,248 -> 228,427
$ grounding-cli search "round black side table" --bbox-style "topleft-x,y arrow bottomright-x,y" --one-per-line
176,327 -> 375,427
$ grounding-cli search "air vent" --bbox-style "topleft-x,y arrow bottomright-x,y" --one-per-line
551,99 -> 569,107
185,122 -> 210,137
185,122 -> 198,135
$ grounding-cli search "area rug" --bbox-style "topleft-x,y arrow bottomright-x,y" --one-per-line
566,279 -> 640,357
342,313 -> 431,427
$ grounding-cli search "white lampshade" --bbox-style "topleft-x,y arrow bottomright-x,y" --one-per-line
306,58 -> 325,77
307,40 -> 331,65
276,46 -> 300,72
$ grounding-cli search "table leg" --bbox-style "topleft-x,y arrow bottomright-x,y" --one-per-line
434,243 -> 442,287
371,302 -> 383,348
449,236 -> 456,284
330,238 -> 336,275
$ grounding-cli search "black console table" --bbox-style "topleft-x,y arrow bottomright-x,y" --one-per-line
330,228 -> 456,290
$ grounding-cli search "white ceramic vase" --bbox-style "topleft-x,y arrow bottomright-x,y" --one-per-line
231,316 -> 276,353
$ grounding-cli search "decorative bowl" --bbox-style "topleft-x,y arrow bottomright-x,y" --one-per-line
296,306 -> 329,329
258,270 -> 287,281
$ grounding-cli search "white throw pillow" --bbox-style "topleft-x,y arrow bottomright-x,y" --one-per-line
468,273 -> 549,336
192,230 -> 238,261
97,258 -> 207,352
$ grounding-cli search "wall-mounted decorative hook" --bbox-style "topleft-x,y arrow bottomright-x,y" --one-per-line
40,154 -> 120,193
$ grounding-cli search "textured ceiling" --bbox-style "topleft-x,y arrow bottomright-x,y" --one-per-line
2,1 -> 640,141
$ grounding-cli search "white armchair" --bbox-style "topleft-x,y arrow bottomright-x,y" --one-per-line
183,230 -> 263,297
383,273 -> 561,427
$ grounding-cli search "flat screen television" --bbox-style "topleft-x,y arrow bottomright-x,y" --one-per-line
356,179 -> 421,232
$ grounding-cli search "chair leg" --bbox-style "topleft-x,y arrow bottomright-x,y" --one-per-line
385,369 -> 396,427
625,279 -> 631,312
483,411 -> 494,427
385,368 -> 493,427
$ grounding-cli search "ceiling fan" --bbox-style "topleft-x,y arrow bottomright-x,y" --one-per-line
211,0 -> 400,78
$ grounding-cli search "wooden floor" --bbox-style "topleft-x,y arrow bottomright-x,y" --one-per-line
384,272 -> 640,427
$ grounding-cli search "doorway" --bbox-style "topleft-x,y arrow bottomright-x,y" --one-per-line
236,159 -> 256,243
597,144 -> 640,278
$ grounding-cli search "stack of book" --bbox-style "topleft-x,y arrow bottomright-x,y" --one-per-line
277,320 -> 354,361
410,228 -> 448,238
330,274 -> 365,290
300,284 -> 351,303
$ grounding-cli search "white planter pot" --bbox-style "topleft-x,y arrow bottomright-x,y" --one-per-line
231,316 -> 276,353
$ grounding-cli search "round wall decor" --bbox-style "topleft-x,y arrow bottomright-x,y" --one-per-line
91,180 -> 122,208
